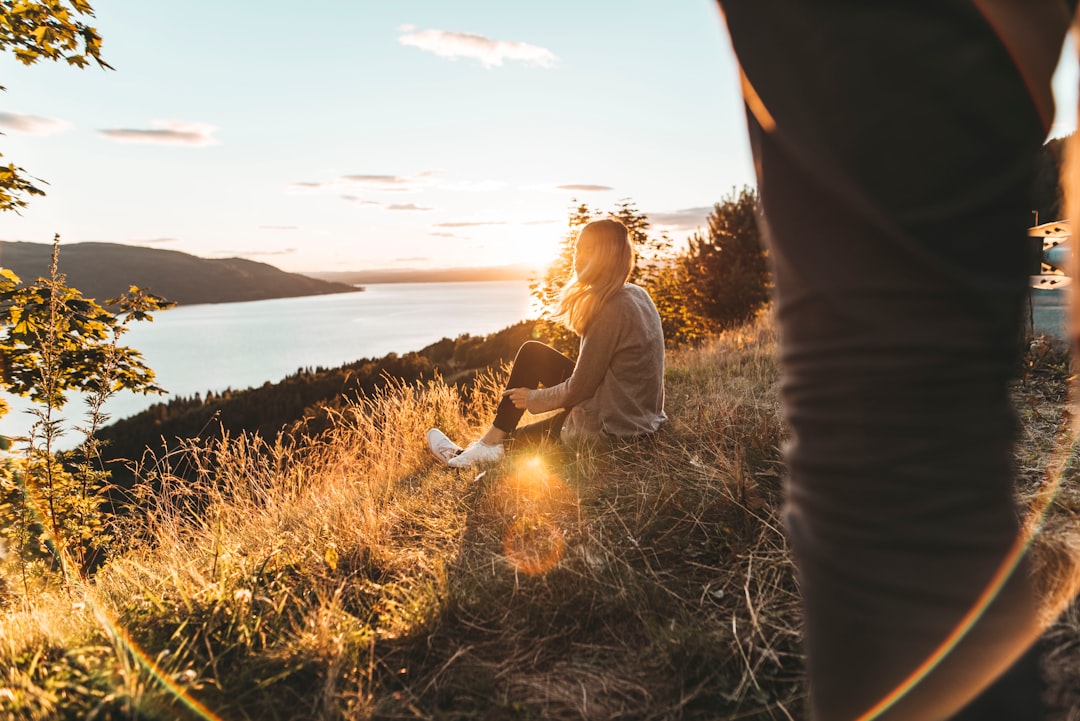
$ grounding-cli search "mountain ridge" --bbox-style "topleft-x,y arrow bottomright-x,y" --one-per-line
0,240 -> 361,305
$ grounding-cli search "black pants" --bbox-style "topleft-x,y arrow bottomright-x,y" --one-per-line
720,2 -> 1070,719
492,341 -> 574,445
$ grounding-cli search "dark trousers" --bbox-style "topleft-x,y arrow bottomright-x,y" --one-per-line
492,341 -> 575,444
719,2 -> 1070,719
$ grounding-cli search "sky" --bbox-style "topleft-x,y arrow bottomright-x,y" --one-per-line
0,1 -> 755,275
0,3 -> 1077,276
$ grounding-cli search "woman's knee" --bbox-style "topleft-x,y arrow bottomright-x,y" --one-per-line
508,340 -> 574,386
514,340 -> 553,361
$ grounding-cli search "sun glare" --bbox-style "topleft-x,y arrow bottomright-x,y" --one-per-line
510,222 -> 562,270
495,454 -> 577,576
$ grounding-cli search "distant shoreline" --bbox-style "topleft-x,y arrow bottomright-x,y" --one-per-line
306,264 -> 537,285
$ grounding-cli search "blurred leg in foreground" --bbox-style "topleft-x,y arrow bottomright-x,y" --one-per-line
718,1 -> 1074,719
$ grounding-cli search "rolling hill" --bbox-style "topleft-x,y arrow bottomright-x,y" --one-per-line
0,240 -> 361,305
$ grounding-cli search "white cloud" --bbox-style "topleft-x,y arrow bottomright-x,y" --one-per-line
291,171 -> 440,196
525,182 -> 615,193
556,183 -> 613,192
434,220 -> 507,228
387,203 -> 434,211
130,237 -> 179,245
0,111 -> 70,136
341,172 -> 440,192
443,179 -> 506,192
99,120 -> 218,146
399,28 -> 557,68
342,174 -> 409,187
337,194 -> 382,205
219,248 -> 296,257
648,206 -> 713,232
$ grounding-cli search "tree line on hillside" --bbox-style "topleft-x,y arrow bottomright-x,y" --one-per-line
532,188 -> 770,352
93,321 -> 542,491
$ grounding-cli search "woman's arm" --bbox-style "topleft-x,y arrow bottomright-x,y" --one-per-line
502,386 -> 530,408
526,306 -> 624,414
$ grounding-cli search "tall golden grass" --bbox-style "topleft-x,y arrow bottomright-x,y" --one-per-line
1,310 -> 1078,720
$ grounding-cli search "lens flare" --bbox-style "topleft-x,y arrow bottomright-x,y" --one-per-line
495,453 -> 576,576
853,409 -> 1080,720
503,514 -> 566,576
9,474 -> 225,720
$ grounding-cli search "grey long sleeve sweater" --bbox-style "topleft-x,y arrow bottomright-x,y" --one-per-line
526,283 -> 667,440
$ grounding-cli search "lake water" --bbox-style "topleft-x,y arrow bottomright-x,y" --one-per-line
0,280 -> 534,444
1030,287 -> 1069,341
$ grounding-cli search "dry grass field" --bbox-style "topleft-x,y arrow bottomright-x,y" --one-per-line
2,311 -> 1078,720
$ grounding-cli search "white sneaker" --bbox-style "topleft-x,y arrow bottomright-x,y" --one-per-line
447,440 -> 504,469
427,428 -> 463,466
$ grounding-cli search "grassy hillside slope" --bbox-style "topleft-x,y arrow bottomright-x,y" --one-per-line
93,321 -> 541,492
2,313 -> 1079,720
0,240 -> 360,305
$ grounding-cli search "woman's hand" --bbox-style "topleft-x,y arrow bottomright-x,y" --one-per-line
502,387 -> 531,409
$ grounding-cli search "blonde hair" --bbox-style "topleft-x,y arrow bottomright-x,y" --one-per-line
554,218 -> 634,334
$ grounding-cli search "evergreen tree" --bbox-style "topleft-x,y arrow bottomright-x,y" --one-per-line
681,187 -> 771,329
0,237 -> 171,578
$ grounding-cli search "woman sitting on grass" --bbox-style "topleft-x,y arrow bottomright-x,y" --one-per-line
427,217 -> 667,469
